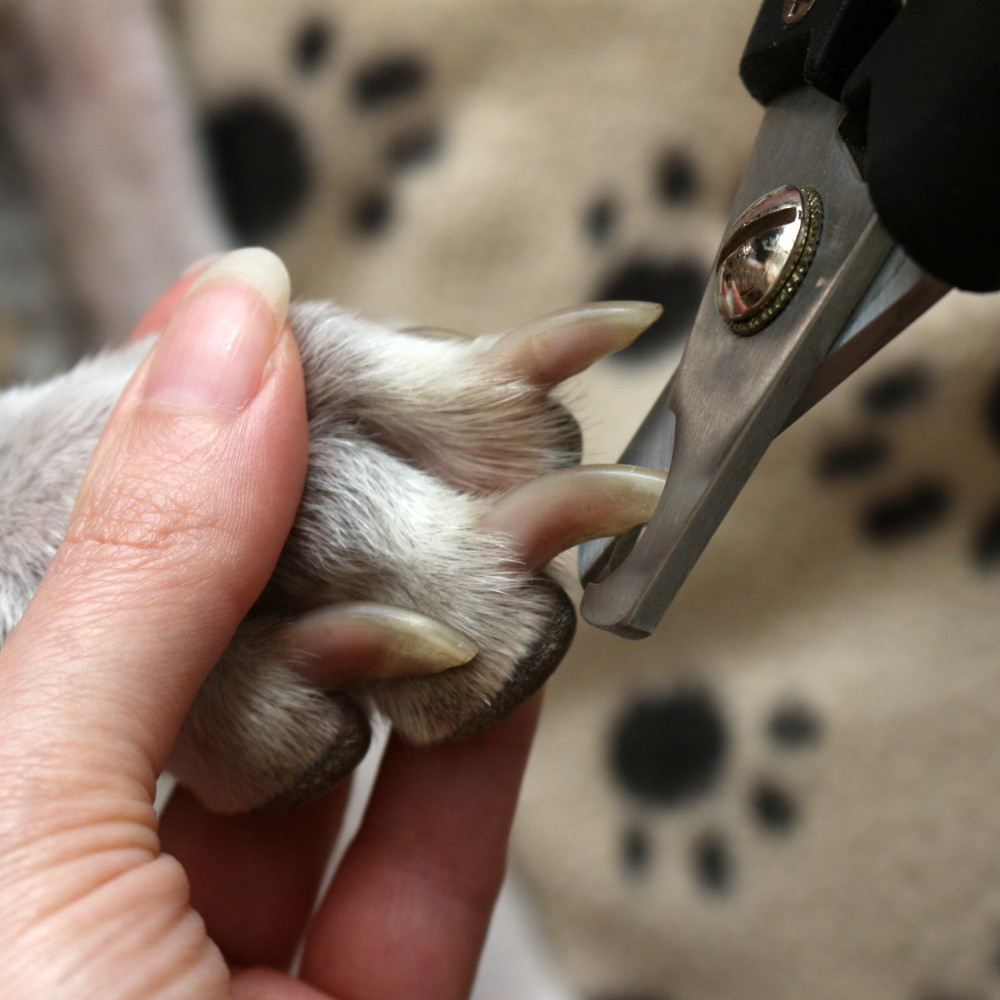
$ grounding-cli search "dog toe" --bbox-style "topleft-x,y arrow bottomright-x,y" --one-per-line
446,577 -> 576,741
253,693 -> 372,813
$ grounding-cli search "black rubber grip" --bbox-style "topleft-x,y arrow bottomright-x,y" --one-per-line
842,0 -> 1000,291
740,0 -> 899,104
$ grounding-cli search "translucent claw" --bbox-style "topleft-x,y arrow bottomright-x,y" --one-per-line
284,602 -> 479,687
399,325 -> 473,341
482,301 -> 663,386
482,464 -> 667,572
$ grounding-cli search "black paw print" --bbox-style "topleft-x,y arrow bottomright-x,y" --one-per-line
814,362 -> 1000,562
971,371 -> 1000,569
608,686 -> 821,895
201,13 -> 442,243
815,365 -> 942,546
583,148 -> 708,363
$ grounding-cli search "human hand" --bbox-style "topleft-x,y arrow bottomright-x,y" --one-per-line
0,249 -> 539,998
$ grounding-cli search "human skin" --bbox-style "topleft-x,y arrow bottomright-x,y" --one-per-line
0,249 -> 539,999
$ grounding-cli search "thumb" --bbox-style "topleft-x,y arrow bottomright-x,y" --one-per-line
0,247 -> 308,818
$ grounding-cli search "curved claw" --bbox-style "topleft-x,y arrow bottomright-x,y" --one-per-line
481,301 -> 662,386
482,464 -> 667,573
284,602 -> 479,687
399,324 -> 472,341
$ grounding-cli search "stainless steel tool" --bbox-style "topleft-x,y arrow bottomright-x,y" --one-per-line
579,0 -> 1000,638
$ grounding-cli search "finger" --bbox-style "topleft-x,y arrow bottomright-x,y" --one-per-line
129,254 -> 225,343
299,696 -> 541,1000
0,248 -> 306,815
158,783 -> 350,970
231,967 -> 329,1000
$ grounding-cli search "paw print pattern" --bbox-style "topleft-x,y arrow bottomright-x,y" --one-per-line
863,481 -> 951,544
293,17 -> 336,75
816,364 -> 950,544
584,147 -> 709,364
201,11 -> 442,243
203,95 -> 312,243
812,361 -> 1000,559
608,688 -> 822,895
351,52 -> 428,108
974,371 -> 1000,569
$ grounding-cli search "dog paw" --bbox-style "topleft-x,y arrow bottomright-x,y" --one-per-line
168,300 -> 668,812
0,296 -> 667,814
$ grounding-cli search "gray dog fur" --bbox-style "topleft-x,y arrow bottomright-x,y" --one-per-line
0,302 -> 578,813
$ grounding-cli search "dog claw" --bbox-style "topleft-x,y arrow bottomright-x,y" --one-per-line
399,324 -> 472,341
284,602 -> 479,687
483,464 -> 667,572
482,301 -> 663,386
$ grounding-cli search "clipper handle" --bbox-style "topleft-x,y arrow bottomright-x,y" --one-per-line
842,0 -> 1000,292
739,0 -> 898,104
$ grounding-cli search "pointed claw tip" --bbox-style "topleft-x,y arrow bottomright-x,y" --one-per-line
486,301 -> 666,385
636,300 -> 664,323
595,300 -> 664,340
564,301 -> 664,355
483,464 -> 667,572
595,299 -> 663,318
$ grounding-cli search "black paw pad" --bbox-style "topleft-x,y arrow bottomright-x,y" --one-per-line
203,96 -> 311,242
352,53 -> 429,109
351,188 -> 394,236
861,364 -> 931,415
622,823 -> 651,877
817,434 -> 891,481
656,148 -> 700,204
610,689 -> 728,807
612,688 -> 822,891
293,17 -> 336,74
862,481 -> 951,543
768,702 -> 823,748
693,830 -> 732,893
973,503 -> 1000,570
385,124 -> 444,169
750,780 -> 798,833
584,195 -> 619,245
